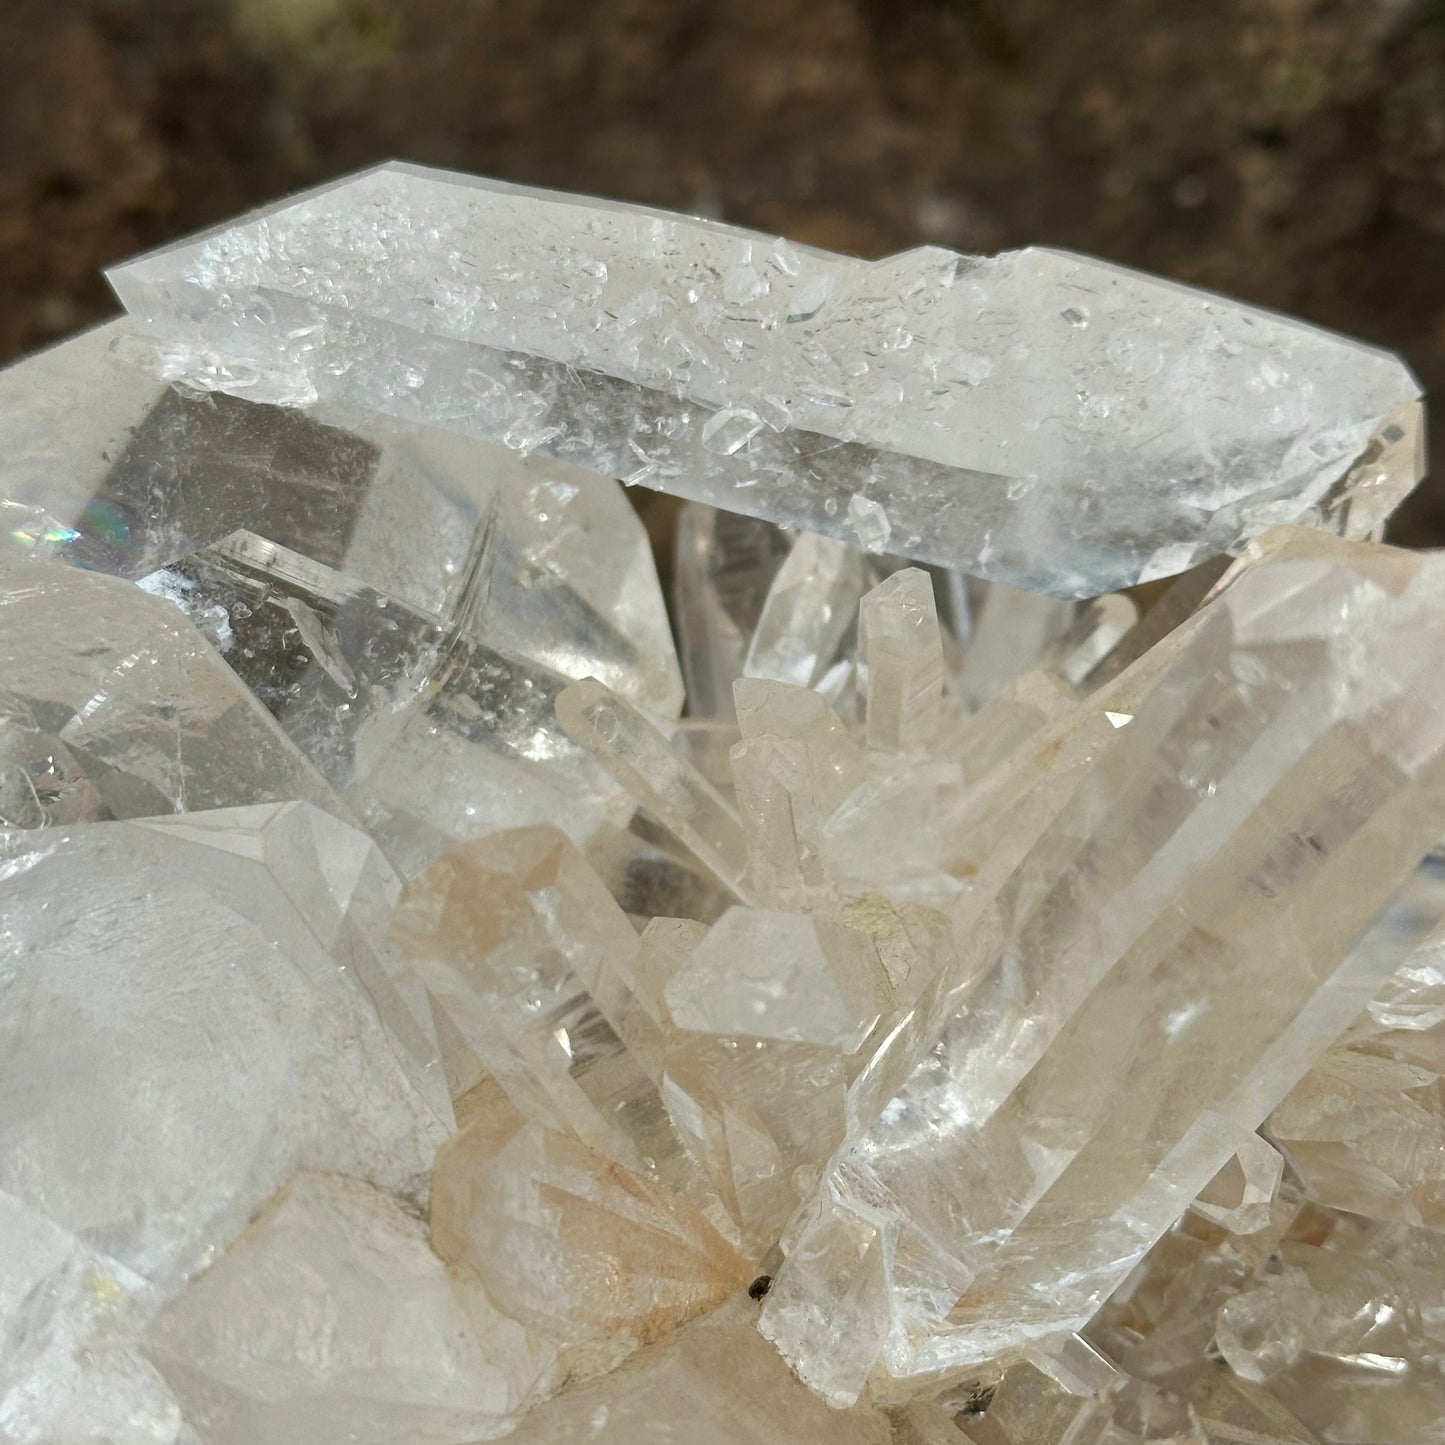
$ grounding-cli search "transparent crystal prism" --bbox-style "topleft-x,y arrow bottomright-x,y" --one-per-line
108,162 -> 1421,596
763,534 -> 1445,1403
0,562 -> 345,824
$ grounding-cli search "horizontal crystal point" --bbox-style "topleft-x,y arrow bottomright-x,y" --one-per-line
106,163 -> 1419,597
761,534 -> 1445,1404
0,802 -> 451,1294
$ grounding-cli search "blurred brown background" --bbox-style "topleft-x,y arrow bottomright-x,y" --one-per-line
4,0 -> 1445,541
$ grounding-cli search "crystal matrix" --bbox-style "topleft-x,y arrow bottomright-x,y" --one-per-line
3,166 -> 1445,1444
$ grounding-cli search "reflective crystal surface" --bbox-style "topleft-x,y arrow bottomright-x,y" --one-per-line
142,1171 -> 557,1444
762,535 -> 1445,1403
0,803 -> 454,1433
0,561 -> 345,824
109,163 -> 1420,597
141,529 -> 631,875
4,166 -> 1445,1442
0,1191 -> 179,1445
0,803 -> 450,1291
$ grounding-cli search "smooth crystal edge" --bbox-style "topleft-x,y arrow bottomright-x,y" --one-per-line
105,159 -> 1420,598
0,167 -> 1442,1445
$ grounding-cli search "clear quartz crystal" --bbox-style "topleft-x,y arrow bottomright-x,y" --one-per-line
0,1191 -> 180,1445
952,1358 -> 1321,1445
557,676 -> 753,897
1214,1209 -> 1445,1443
502,1296 -> 894,1444
730,676 -> 868,908
108,163 -> 1421,596
5,163 -> 1445,1442
0,562 -> 346,823
1190,1134 -> 1285,1237
955,580 -> 1078,708
744,531 -> 871,690
858,567 -> 945,752
664,906 -> 890,1052
389,826 -> 706,1195
0,319 -> 685,689
762,535 -> 1445,1404
674,503 -> 793,716
1269,1040 -> 1445,1231
0,320 -> 485,614
141,529 -> 631,875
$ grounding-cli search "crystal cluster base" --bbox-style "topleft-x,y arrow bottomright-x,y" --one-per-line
1,163 -> 1442,1445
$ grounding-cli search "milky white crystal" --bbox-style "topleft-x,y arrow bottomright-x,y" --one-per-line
106,162 -> 1420,596
142,1171 -> 556,1444
503,1296 -> 893,1443
0,803 -> 450,1293
430,1082 -> 747,1379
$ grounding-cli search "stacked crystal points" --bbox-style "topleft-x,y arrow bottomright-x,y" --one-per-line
1,163 -> 1442,1444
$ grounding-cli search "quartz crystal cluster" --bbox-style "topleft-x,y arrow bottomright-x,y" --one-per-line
1,162 -> 1442,1444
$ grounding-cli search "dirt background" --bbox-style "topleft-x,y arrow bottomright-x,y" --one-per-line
4,0 -> 1445,544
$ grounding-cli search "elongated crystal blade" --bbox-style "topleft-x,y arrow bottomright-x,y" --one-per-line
762,535 -> 1445,1404
107,163 -> 1421,597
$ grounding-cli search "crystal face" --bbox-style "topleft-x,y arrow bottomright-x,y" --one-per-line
107,162 -> 1420,597
3,167 -> 1445,1442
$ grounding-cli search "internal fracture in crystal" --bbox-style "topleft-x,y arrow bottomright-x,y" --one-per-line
3,162 -> 1444,1443
107,162 -> 1422,597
